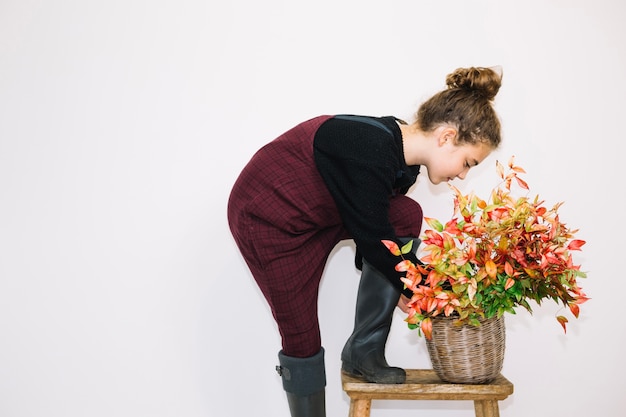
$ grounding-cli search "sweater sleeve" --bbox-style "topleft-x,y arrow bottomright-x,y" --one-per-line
313,116 -> 420,296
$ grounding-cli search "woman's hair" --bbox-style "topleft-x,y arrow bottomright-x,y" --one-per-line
416,66 -> 503,149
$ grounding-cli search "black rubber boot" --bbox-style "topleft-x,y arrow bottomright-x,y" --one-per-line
341,238 -> 418,384
276,347 -> 326,417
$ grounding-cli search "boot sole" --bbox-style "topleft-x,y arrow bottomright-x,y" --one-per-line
342,363 -> 406,384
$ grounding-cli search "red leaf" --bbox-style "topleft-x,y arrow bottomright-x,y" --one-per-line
444,218 -> 461,234
567,239 -> 586,251
423,229 -> 443,246
575,294 -> 590,305
515,176 -> 529,190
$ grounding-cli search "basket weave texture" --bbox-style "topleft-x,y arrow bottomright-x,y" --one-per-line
425,315 -> 506,384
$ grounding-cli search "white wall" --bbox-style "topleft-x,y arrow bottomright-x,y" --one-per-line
0,1 -> 623,416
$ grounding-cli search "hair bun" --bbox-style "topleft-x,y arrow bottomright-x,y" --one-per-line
445,66 -> 503,100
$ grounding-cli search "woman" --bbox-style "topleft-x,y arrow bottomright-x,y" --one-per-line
227,66 -> 503,417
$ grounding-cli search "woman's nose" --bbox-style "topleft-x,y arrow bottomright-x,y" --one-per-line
457,167 -> 470,180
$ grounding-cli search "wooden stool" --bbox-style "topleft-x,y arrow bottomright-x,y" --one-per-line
342,369 -> 513,417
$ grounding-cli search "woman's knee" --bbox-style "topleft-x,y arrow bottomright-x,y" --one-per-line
388,196 -> 423,236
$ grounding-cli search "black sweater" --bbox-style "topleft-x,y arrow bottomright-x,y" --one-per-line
313,115 -> 421,297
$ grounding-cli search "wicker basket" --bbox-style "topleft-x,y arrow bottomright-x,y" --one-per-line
425,315 -> 506,384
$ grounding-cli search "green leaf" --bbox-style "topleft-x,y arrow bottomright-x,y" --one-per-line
430,218 -> 444,232
401,240 -> 414,255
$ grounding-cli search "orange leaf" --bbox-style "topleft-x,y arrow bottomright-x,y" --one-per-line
421,317 -> 433,340
557,315 -> 568,333
444,304 -> 456,316
396,260 -> 413,272
467,279 -> 477,301
427,298 -> 438,313
504,261 -> 514,276
507,155 -> 516,168
382,240 -> 401,256
569,303 -> 580,318
504,277 -> 515,290
400,277 -> 418,292
406,313 -> 420,325
485,259 -> 497,279
395,260 -> 414,272
496,160 -> 505,179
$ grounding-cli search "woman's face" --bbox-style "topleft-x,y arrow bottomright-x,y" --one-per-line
426,140 -> 492,185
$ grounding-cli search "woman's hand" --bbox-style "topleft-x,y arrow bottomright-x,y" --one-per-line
397,294 -> 411,314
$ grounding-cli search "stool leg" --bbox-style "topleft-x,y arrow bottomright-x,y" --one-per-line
349,399 -> 371,417
474,400 -> 500,417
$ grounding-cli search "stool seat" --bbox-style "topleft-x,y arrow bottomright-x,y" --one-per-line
342,369 -> 514,417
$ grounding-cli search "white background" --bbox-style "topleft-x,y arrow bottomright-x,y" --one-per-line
1,1 -> 623,416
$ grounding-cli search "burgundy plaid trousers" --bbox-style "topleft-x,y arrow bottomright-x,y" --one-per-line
227,116 -> 422,358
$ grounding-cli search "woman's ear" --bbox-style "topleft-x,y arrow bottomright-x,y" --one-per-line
437,126 -> 459,146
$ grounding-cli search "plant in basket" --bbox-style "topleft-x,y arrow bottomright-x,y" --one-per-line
383,156 -> 589,339
383,156 -> 589,383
